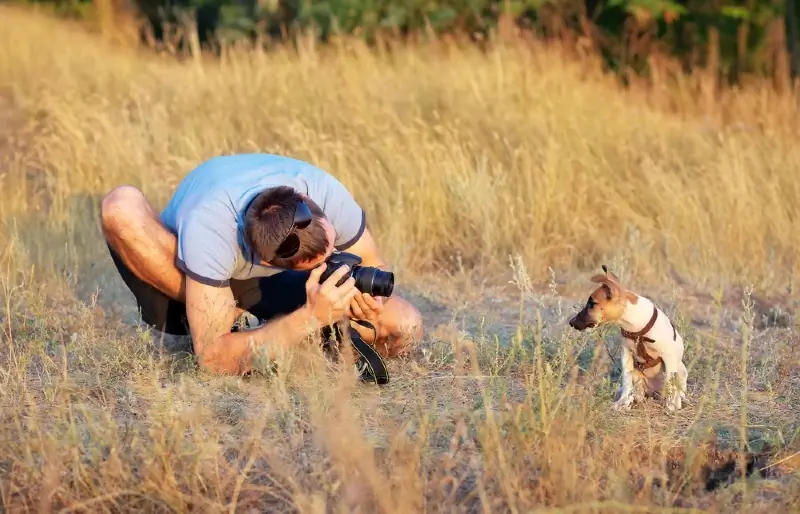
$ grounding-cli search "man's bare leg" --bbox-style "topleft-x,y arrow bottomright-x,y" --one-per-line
100,185 -> 185,301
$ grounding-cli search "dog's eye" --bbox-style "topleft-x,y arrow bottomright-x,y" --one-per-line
587,298 -> 595,308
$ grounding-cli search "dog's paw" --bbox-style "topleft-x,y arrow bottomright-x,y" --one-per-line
612,394 -> 634,411
666,395 -> 683,413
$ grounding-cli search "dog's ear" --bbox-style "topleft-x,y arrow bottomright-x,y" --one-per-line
601,264 -> 622,283
591,268 -> 639,304
590,274 -> 611,285
590,274 -> 620,300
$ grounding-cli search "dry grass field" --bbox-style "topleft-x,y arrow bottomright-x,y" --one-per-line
1,4 -> 800,513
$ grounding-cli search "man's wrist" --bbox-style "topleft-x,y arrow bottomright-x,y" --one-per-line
296,303 -> 324,335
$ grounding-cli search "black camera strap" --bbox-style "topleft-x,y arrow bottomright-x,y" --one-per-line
322,319 -> 390,385
348,319 -> 390,385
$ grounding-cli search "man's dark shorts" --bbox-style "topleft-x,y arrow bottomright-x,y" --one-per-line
107,244 -> 310,336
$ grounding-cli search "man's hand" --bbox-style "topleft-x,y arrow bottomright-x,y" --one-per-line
337,227 -> 388,322
348,292 -> 384,322
304,263 -> 360,325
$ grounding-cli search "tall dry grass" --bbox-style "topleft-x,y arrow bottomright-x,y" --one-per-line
2,5 -> 800,291
0,5 -> 799,513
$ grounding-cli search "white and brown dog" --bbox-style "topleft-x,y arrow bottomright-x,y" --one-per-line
568,265 -> 688,412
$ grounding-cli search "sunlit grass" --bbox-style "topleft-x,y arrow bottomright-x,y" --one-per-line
0,5 -> 798,512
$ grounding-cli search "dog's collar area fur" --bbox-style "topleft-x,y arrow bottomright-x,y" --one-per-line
620,305 -> 677,371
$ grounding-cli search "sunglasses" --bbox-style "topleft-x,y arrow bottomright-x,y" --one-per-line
273,200 -> 314,259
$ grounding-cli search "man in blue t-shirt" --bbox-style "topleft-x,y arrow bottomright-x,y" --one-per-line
100,153 -> 423,375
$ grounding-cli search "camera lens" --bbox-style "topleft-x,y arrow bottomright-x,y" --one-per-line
353,266 -> 394,297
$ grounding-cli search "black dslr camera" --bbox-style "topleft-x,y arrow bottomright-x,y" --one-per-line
319,251 -> 394,298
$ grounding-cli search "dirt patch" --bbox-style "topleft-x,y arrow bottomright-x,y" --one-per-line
662,440 -> 776,494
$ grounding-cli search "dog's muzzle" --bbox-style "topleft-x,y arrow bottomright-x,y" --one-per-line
568,315 -> 595,331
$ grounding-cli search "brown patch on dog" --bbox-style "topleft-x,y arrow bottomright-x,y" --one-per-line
569,265 -> 639,331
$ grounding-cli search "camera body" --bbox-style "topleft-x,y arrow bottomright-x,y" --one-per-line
319,251 -> 394,298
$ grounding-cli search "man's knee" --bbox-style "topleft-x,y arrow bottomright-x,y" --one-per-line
385,297 -> 424,355
399,302 -> 423,343
101,185 -> 149,236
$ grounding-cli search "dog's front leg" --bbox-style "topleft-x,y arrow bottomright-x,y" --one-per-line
612,343 -> 636,411
632,370 -> 646,404
662,354 -> 684,412
677,360 -> 689,403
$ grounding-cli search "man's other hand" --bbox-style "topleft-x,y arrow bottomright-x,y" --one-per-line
304,263 -> 359,325
348,292 -> 384,322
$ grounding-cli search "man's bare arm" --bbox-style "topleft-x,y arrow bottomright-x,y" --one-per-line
184,278 -> 317,375
185,264 -> 358,375
343,228 -> 388,269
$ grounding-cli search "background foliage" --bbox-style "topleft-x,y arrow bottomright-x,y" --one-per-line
9,0 -> 800,88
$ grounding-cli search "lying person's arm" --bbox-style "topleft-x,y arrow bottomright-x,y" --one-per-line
186,263 -> 358,375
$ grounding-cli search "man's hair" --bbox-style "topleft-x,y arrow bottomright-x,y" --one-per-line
244,186 -> 329,268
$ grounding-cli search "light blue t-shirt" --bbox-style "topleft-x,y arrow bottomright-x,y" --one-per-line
160,154 -> 366,287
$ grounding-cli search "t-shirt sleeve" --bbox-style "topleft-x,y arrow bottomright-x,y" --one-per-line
175,213 -> 237,287
317,174 -> 367,251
